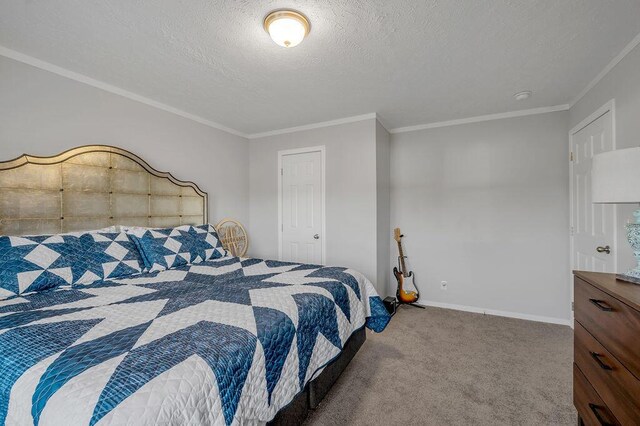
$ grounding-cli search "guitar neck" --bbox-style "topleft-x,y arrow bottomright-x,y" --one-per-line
397,240 -> 407,274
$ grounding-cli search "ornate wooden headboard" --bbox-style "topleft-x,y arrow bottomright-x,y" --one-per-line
0,145 -> 207,235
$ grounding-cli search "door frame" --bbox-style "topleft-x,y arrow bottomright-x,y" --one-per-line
568,99 -> 616,322
277,145 -> 326,263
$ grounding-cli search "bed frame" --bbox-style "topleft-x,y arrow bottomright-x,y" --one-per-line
269,327 -> 366,425
0,145 -> 366,424
0,145 -> 207,235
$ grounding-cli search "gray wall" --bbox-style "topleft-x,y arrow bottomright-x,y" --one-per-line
390,112 -> 570,321
248,119 -> 383,292
11,40 -> 639,323
376,121 -> 391,295
0,55 -> 249,225
570,43 -> 640,271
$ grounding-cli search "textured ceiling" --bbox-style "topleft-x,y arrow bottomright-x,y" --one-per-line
1,0 -> 640,135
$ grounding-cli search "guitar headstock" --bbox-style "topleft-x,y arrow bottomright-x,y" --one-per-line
393,228 -> 403,242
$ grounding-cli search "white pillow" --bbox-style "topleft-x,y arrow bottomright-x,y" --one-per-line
118,225 -> 192,232
15,226 -> 118,238
117,225 -> 147,233
62,226 -> 118,236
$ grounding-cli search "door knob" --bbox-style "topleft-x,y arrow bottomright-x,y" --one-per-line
596,245 -> 611,254
313,234 -> 319,240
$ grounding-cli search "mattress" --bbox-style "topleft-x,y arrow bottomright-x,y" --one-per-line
0,256 -> 390,425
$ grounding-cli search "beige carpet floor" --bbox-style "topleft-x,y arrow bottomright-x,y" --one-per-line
305,305 -> 575,426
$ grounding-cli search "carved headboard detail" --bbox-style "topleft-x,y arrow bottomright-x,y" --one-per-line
0,145 -> 208,236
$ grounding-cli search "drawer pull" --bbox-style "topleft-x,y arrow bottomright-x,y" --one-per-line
588,403 -> 615,426
590,352 -> 613,370
589,298 -> 613,311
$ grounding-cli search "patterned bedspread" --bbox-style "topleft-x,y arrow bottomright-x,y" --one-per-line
0,256 -> 390,425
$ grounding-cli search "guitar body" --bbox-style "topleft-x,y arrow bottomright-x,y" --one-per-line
393,266 -> 420,304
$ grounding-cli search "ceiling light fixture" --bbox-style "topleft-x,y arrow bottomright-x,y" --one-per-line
263,10 -> 310,48
514,90 -> 532,101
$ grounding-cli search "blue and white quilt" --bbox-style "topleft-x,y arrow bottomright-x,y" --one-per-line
0,256 -> 390,425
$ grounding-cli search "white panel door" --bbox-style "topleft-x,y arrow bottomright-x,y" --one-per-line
281,150 -> 323,264
571,111 -> 616,273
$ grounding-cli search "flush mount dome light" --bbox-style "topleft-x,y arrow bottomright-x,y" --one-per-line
264,10 -> 310,48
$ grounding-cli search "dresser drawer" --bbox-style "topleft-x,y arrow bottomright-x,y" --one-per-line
575,322 -> 640,424
575,277 -> 640,379
574,364 -> 620,426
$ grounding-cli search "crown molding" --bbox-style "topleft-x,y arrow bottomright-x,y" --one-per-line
569,31 -> 640,108
374,113 -> 392,134
247,113 -> 378,139
389,104 -> 570,134
0,45 -> 249,139
5,27 -> 639,141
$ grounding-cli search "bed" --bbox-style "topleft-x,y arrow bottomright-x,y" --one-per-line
0,146 -> 390,425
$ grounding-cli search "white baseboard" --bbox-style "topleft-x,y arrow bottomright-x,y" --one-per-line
411,299 -> 572,326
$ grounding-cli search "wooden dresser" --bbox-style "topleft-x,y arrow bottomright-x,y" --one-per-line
573,271 -> 640,425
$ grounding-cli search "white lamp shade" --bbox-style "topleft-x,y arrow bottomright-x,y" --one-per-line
591,147 -> 640,203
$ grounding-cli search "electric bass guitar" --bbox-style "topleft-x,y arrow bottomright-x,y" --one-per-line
393,228 -> 420,304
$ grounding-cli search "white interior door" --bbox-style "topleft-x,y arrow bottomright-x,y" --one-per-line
280,149 -> 324,264
571,110 -> 616,273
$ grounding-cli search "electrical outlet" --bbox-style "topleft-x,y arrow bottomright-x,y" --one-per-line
440,281 -> 448,290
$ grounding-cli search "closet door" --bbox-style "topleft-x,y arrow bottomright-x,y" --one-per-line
280,149 -> 324,264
